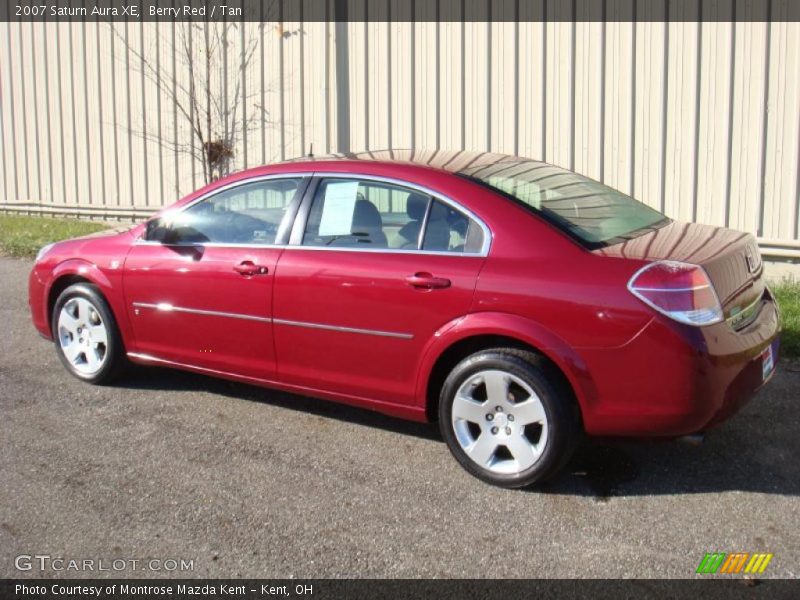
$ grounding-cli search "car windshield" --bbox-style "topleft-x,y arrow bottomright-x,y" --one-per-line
459,160 -> 669,246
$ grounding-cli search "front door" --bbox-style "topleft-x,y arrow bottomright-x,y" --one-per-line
123,176 -> 305,379
272,176 -> 489,405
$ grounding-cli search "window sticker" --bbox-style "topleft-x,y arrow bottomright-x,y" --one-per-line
318,181 -> 359,236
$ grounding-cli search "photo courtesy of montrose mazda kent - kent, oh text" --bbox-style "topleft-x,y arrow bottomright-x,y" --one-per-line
28,150 -> 781,488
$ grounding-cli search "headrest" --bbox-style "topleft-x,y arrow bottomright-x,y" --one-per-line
406,193 -> 429,220
352,199 -> 382,229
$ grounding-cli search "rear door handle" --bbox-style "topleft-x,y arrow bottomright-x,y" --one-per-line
405,272 -> 451,289
234,261 -> 269,276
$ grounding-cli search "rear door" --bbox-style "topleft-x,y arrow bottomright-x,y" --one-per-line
123,176 -> 306,379
272,176 -> 490,405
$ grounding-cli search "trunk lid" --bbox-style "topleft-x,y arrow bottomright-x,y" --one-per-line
595,220 -> 765,320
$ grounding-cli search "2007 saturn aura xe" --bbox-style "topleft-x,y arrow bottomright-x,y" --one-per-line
29,150 -> 780,488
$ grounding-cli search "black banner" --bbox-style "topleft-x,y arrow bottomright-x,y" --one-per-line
1,0 -> 798,23
2,579 -> 799,600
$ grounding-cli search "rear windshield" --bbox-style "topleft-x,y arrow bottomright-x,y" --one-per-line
459,161 -> 669,247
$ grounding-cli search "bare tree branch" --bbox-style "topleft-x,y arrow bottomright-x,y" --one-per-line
109,20 -> 283,185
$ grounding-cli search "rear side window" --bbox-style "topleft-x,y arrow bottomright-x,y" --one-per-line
422,199 -> 485,254
302,178 -> 484,253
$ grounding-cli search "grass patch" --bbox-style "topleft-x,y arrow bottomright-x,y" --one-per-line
0,214 -> 110,258
773,281 -> 800,359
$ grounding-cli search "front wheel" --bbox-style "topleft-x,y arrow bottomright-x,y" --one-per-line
439,349 -> 580,488
51,283 -> 126,384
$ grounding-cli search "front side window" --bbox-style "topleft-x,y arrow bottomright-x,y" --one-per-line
149,178 -> 301,245
302,178 -> 484,253
460,160 -> 668,246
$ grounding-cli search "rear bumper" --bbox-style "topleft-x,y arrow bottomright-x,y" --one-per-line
578,291 -> 780,437
698,293 -> 780,430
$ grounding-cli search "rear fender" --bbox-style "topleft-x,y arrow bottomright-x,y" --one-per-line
414,311 -> 598,417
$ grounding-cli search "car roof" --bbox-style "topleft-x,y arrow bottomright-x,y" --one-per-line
282,149 -> 543,174
214,150 -> 551,187
176,150 -> 548,215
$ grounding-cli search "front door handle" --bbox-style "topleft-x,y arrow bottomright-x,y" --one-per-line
405,272 -> 451,289
234,261 -> 269,276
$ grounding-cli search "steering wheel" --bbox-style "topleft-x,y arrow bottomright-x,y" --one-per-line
223,213 -> 275,243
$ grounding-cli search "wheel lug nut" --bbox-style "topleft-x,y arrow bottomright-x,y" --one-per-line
495,406 -> 503,412
486,414 -> 493,421
491,426 -> 499,435
508,414 -> 514,422
505,427 -> 512,435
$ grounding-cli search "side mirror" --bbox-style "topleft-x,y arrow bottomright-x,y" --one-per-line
144,217 -> 172,243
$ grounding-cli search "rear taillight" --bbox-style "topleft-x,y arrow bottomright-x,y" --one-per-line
627,261 -> 723,326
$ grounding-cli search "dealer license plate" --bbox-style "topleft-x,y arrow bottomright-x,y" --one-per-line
761,343 -> 776,381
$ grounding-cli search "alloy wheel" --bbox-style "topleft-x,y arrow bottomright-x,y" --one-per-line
451,369 -> 549,475
57,297 -> 109,376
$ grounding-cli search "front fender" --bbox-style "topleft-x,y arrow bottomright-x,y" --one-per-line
414,311 -> 599,418
49,258 -> 114,292
42,259 -> 132,345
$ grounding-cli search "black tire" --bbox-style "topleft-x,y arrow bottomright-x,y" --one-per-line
438,348 -> 580,488
51,283 -> 126,384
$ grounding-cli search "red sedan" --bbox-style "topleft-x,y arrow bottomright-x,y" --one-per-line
28,150 -> 780,488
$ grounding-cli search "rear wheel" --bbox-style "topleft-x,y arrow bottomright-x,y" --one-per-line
439,348 -> 580,488
52,283 -> 125,384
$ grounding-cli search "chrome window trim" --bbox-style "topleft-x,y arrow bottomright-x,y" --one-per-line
134,170 -> 493,257
134,240 -> 286,249
132,302 -> 414,340
416,198 -> 433,249
133,239 -> 486,257
301,172 -> 493,257
171,172 -> 313,216
281,245 -> 487,257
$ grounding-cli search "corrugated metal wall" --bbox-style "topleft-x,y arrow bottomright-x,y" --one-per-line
1,3 -> 799,257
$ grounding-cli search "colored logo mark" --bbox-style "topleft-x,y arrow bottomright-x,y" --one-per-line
696,552 -> 773,574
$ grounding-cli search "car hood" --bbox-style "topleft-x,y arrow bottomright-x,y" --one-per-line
41,226 -> 137,264
75,223 -> 137,240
